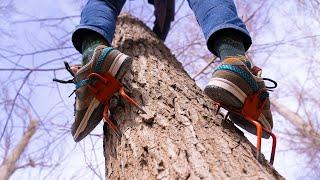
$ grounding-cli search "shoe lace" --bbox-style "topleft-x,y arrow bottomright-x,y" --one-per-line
52,61 -> 79,97
250,65 -> 277,90
262,78 -> 277,91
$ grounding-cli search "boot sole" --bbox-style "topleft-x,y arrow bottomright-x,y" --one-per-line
205,77 -> 245,109
230,113 -> 271,139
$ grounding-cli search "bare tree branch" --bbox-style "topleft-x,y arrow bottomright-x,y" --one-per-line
0,120 -> 38,180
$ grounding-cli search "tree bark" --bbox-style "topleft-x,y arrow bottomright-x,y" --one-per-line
103,13 -> 284,180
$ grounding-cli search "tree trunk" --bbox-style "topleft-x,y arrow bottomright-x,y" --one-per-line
103,13 -> 284,180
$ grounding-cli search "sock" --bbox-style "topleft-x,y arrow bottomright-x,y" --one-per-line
81,32 -> 107,65
213,33 -> 246,61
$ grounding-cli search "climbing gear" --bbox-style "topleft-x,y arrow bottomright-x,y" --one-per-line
205,56 -> 277,164
205,57 -> 273,134
148,0 -> 175,40
228,77 -> 274,138
53,45 -> 145,142
213,85 -> 277,164
85,72 -> 146,137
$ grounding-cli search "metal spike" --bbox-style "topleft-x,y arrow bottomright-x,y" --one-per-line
119,87 -> 147,114
224,112 -> 229,121
215,106 -> 221,115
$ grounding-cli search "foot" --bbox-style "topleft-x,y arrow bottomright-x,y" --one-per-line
204,56 -> 273,138
72,45 -> 132,142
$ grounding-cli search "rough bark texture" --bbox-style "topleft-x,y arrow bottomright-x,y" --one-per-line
0,120 -> 37,180
104,14 -> 284,180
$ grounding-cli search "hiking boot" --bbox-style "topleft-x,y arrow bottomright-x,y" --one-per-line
204,56 -> 273,138
71,45 -> 132,142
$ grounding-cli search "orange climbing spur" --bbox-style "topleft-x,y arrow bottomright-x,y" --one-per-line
213,89 -> 277,165
86,72 -> 146,137
53,46 -> 146,142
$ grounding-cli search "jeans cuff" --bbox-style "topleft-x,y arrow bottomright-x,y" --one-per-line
72,25 -> 112,53
206,24 -> 252,56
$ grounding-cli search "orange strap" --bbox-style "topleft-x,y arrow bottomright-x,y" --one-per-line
87,72 -> 122,103
85,72 -> 145,137
213,90 -> 276,164
241,89 -> 267,121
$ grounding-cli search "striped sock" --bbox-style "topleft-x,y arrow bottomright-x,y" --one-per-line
81,32 -> 107,65
213,32 -> 246,61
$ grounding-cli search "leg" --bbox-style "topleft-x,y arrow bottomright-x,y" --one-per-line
70,0 -> 134,142
72,0 -> 126,54
193,0 -> 274,140
151,0 -> 175,41
187,0 -> 251,59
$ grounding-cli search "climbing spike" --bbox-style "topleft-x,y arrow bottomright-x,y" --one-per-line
103,105 -> 122,138
215,105 -> 221,115
249,119 -> 262,159
224,112 -> 229,121
119,87 -> 147,114
262,127 -> 277,165
103,117 -> 122,138
213,90 -> 277,165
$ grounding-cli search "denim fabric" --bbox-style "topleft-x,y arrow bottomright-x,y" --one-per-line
72,0 -> 126,52
72,0 -> 252,54
187,0 -> 251,55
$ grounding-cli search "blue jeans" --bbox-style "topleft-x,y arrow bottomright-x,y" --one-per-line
72,0 -> 252,56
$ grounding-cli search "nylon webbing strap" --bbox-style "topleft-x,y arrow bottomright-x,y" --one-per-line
95,47 -> 113,72
215,64 -> 259,92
